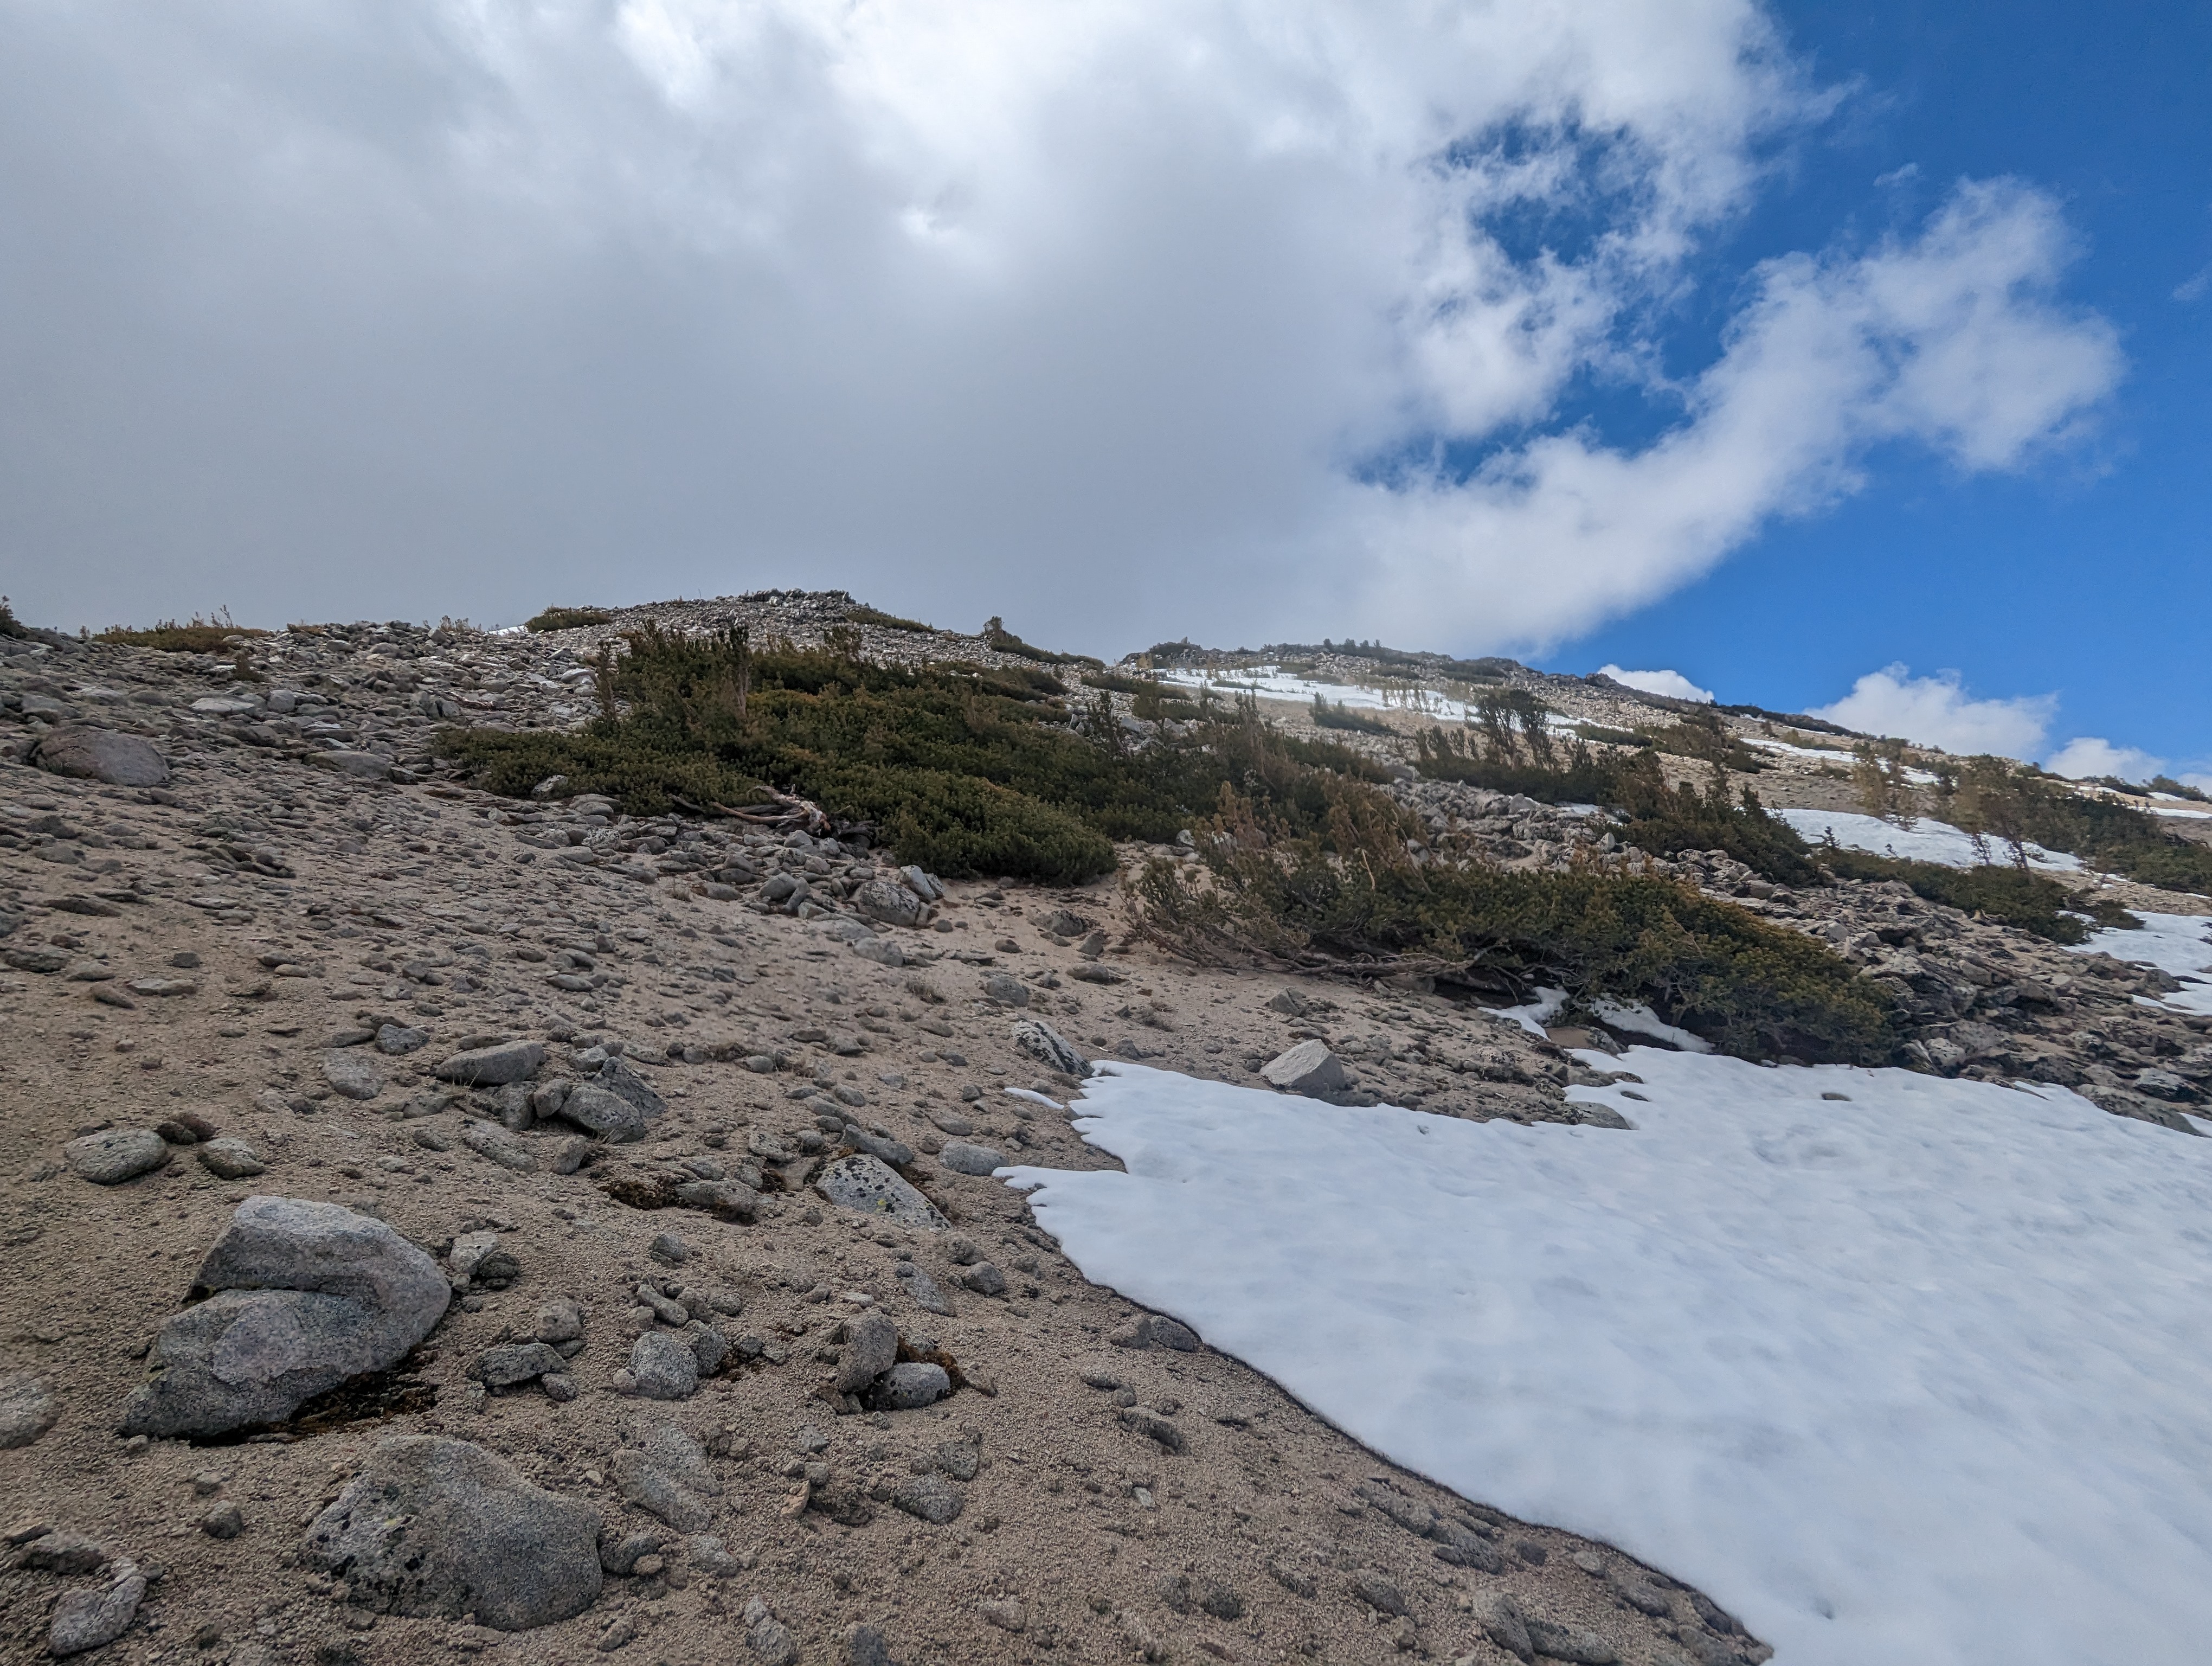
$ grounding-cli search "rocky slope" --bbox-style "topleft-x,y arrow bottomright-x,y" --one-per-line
1,613 -> 1780,1666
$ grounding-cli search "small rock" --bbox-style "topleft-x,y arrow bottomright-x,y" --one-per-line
535,1298 -> 586,1345
471,1343 -> 566,1389
301,1436 -> 601,1631
611,1421 -> 721,1531
436,1040 -> 546,1087
376,1024 -> 431,1056
979,972 -> 1030,1007
18,1530 -> 111,1574
48,1562 -> 147,1657
1525,1618 -> 1619,1664
195,1137 -> 267,1180
202,1503 -> 245,1540
1261,1040 -> 1348,1097
63,1127 -> 169,1185
748,1613 -> 799,1665
892,1261 -> 951,1315
320,1050 -> 384,1102
835,1311 -> 900,1394
937,1141 -> 1005,1177
1118,1407 -> 1184,1452
460,1120 -> 537,1172
1350,1568 -> 1409,1617
1479,1591 -> 1534,1662
979,1597 -> 1027,1633
847,1624 -> 892,1666
0,1374 -> 60,1449
872,1362 -> 950,1411
312,748 -> 393,780
648,1231 -> 692,1266
595,1616 -> 638,1652
892,1473 -> 964,1524
626,1331 -> 700,1400
959,1261 -> 1007,1297
853,879 -> 927,928
1011,1018 -> 1088,1078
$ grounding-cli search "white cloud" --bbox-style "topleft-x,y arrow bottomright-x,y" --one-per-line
1812,665 -> 2055,758
0,3 -> 2124,656
1598,665 -> 1715,702
2043,737 -> 2166,783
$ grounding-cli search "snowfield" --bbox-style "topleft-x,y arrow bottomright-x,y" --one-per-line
1004,1057 -> 2212,1666
1772,807 -> 2081,870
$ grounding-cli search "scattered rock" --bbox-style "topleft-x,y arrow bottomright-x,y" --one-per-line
120,1197 -> 450,1438
376,1024 -> 431,1056
560,1082 -> 650,1141
320,1049 -> 383,1102
535,1298 -> 586,1345
937,1141 -> 1005,1177
852,879 -> 927,927
611,1421 -> 721,1531
301,1436 -> 602,1631
979,972 -> 1030,1007
63,1127 -> 169,1185
460,1119 -> 538,1172
470,1343 -> 567,1391
33,726 -> 169,787
872,1362 -> 951,1411
0,1374 -> 60,1449
202,1503 -> 245,1540
1011,1018 -> 1088,1078
891,1473 -> 963,1524
1479,1591 -> 1534,1662
48,1562 -> 147,1657
195,1137 -> 267,1180
835,1312 -> 900,1394
625,1331 -> 700,1400
1525,1618 -> 1621,1664
18,1530 -> 111,1574
958,1261 -> 1008,1297
1261,1040 -> 1349,1097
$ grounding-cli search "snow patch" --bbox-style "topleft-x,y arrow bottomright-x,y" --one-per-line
1004,1057 -> 2212,1666
2070,911 -> 2212,1017
1774,808 -> 2081,872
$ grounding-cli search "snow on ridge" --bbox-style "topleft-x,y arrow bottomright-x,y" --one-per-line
1004,1058 -> 2212,1666
1773,807 -> 2081,872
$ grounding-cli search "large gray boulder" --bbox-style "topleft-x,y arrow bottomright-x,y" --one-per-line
33,725 -> 169,787
556,1082 -> 648,1142
64,1127 -> 170,1185
852,878 -> 927,927
815,1155 -> 948,1231
119,1197 -> 449,1438
1011,1019 -> 1089,1079
436,1040 -> 546,1087
303,1436 -> 602,1631
1261,1039 -> 1349,1097
48,1562 -> 147,1656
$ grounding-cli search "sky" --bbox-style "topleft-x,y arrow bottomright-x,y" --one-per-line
0,2 -> 2203,778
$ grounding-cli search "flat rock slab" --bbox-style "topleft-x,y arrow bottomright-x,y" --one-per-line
33,725 -> 169,787
120,1197 -> 449,1438
815,1154 -> 948,1231
436,1040 -> 545,1087
303,1436 -> 602,1631
65,1127 -> 170,1185
48,1564 -> 147,1656
558,1082 -> 647,1141
611,1421 -> 721,1530
312,749 -> 393,780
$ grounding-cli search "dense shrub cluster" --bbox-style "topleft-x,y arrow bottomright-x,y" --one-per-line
845,605 -> 935,632
95,615 -> 269,652
1311,694 -> 1394,734
1815,847 -> 2124,942
523,606 -> 614,632
1932,757 -> 2212,897
1137,782 -> 1900,1065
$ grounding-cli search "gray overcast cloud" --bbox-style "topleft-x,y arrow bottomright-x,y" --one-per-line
0,1 -> 2119,654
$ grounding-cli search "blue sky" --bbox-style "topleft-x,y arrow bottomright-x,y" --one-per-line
1548,0 -> 2211,775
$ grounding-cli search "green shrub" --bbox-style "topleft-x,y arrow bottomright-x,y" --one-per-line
1081,669 -> 1158,696
980,616 -> 1101,668
1639,712 -> 1765,773
846,604 -> 935,632
1940,756 -> 2212,896
0,597 -> 28,639
524,606 -> 615,632
2149,776 -> 2209,804
1816,847 -> 2110,942
1137,782 -> 1898,1065
1311,694 -> 1394,734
